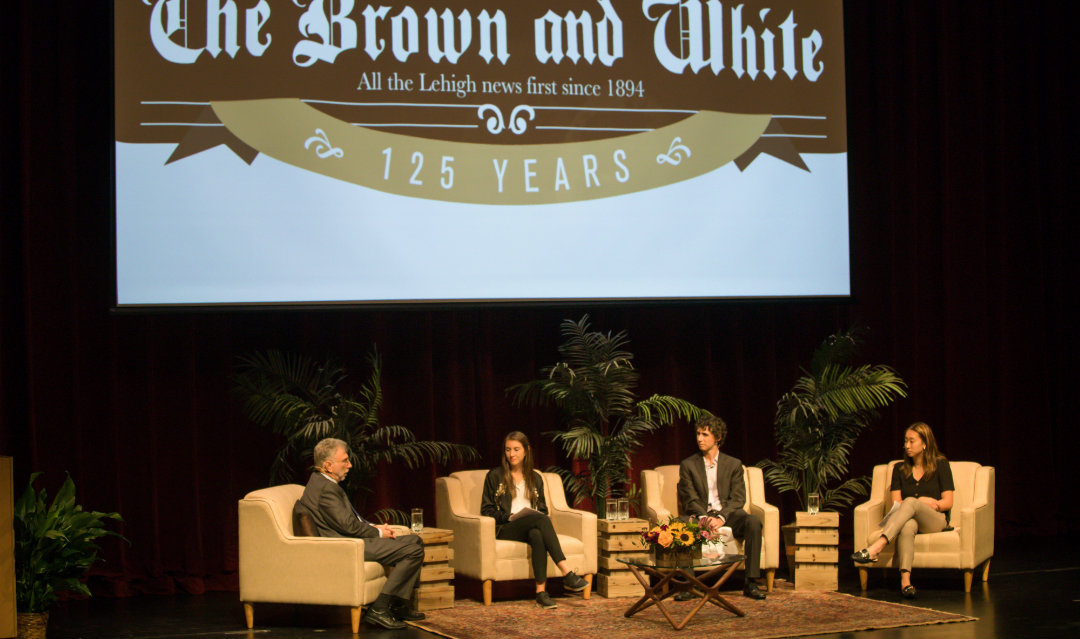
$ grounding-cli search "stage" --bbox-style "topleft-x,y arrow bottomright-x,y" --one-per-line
40,537 -> 1077,639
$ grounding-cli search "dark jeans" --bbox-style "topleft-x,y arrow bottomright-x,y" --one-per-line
497,512 -> 566,584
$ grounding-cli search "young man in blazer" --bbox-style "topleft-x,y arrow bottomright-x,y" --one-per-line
677,414 -> 768,600
298,438 -> 426,629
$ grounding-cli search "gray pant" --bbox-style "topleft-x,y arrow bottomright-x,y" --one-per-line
872,497 -> 946,572
365,534 -> 425,599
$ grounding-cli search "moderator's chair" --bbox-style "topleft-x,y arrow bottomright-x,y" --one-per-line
435,470 -> 597,605
640,464 -> 780,591
238,484 -> 388,633
853,460 -> 995,592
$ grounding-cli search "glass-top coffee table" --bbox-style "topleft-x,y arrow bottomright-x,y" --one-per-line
617,554 -> 746,630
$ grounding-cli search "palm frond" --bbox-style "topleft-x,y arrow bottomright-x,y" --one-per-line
545,466 -> 591,509
758,328 -> 905,515
235,347 -> 480,505
635,395 -> 704,426
821,476 -> 871,510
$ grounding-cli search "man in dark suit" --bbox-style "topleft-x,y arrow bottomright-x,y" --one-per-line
677,414 -> 768,600
298,438 -> 425,630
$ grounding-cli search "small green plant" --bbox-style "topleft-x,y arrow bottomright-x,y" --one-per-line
756,328 -> 907,512
14,473 -> 125,613
510,315 -> 702,517
234,347 -> 480,524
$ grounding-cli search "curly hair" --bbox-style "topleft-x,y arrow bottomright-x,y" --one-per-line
695,414 -> 728,448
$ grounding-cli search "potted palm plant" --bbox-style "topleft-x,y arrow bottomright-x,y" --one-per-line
509,315 -> 702,517
755,328 -> 906,570
14,473 -> 125,639
233,347 -> 480,523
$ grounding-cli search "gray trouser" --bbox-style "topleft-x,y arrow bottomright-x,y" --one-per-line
871,497 -> 946,572
364,534 -> 425,599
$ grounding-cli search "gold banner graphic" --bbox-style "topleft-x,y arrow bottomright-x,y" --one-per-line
209,99 -> 771,205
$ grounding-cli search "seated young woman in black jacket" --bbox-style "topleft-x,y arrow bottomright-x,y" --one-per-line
480,431 -> 588,608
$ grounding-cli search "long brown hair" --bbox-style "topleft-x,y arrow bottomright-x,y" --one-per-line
900,422 -> 947,478
501,431 -> 538,505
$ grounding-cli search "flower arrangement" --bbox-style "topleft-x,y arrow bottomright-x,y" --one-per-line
641,515 -> 715,551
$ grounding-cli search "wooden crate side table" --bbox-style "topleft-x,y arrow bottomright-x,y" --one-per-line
793,511 -> 839,590
597,518 -> 649,598
412,527 -> 455,611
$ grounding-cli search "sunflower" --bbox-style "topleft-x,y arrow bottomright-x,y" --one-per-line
676,530 -> 695,546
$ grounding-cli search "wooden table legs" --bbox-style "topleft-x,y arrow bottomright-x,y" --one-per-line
622,562 -> 746,630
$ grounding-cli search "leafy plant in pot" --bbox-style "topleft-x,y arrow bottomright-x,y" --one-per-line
509,315 -> 703,518
755,328 -> 906,573
233,348 -> 480,524
14,473 -> 125,639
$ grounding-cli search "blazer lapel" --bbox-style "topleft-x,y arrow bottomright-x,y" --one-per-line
695,455 -> 709,503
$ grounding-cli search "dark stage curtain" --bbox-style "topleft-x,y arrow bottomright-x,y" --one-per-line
1,2 -> 1070,595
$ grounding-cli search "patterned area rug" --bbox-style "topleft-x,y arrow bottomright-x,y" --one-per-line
409,585 -> 974,639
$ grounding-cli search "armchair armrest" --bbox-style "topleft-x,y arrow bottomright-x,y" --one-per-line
640,469 -> 671,523
435,476 -> 497,581
543,473 -> 598,574
239,501 -> 372,606
748,500 -> 780,569
853,495 -> 887,547
959,466 -> 995,567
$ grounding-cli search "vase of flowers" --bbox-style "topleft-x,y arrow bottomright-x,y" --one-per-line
641,516 -> 711,568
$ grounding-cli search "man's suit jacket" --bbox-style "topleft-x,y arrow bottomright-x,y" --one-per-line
677,451 -> 746,523
298,472 -> 381,539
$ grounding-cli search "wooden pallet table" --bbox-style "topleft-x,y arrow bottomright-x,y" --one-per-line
597,518 -> 649,598
412,527 -> 455,611
793,511 -> 839,590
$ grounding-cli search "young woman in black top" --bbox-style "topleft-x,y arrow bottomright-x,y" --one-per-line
479,431 -> 588,608
851,422 -> 955,598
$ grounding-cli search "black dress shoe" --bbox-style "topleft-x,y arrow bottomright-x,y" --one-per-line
390,602 -> 426,621
743,582 -> 767,600
363,606 -> 406,629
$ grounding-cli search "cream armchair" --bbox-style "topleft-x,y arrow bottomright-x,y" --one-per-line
640,464 -> 780,591
435,470 -> 597,605
853,460 -> 995,592
238,484 -> 388,633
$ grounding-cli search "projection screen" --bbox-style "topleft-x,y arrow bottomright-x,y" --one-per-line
114,0 -> 849,306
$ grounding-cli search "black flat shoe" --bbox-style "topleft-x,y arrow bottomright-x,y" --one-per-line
536,591 -> 558,609
902,585 -> 917,599
851,549 -> 878,564
562,571 -> 588,592
673,591 -> 696,602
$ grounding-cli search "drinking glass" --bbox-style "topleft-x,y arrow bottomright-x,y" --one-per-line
605,498 -> 618,520
617,498 -> 630,520
807,493 -> 820,516
411,508 -> 424,533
